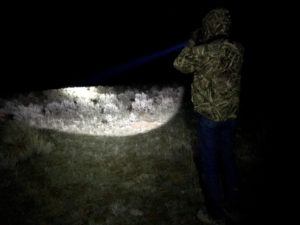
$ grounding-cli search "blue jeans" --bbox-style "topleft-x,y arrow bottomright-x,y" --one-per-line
196,113 -> 240,219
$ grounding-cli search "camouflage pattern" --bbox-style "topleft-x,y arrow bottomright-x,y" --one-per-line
174,8 -> 244,121
202,8 -> 232,42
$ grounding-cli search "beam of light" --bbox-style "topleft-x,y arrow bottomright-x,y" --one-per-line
1,86 -> 184,136
87,42 -> 186,83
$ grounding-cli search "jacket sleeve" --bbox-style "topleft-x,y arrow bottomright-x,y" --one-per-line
173,40 -> 200,74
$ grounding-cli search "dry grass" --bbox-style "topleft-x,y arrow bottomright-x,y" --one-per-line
0,85 -> 261,225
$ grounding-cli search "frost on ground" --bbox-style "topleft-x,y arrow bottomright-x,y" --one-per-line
0,85 -> 184,136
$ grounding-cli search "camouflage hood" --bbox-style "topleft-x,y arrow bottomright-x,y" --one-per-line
202,8 -> 232,41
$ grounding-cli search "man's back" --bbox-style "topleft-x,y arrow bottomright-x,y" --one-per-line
173,8 -> 244,121
191,39 -> 244,121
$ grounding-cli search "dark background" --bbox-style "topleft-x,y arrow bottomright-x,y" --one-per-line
1,0 -> 278,89
0,0 -> 291,222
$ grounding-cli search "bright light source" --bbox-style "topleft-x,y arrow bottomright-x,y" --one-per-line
63,87 -> 99,100
2,86 -> 184,136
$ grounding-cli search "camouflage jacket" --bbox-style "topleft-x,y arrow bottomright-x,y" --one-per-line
173,8 -> 244,121
174,38 -> 244,121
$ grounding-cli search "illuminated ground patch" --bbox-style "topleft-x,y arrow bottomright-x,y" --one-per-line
1,85 -> 184,136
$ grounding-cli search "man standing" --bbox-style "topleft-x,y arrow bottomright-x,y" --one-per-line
173,7 -> 244,225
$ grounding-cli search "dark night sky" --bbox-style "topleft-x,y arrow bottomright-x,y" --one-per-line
1,1 -> 272,87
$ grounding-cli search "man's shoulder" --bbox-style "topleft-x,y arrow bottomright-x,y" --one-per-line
221,40 -> 244,55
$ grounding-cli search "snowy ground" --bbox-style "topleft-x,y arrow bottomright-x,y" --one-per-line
0,85 -> 184,136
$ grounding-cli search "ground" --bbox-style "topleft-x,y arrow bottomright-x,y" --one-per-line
0,85 -> 264,225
